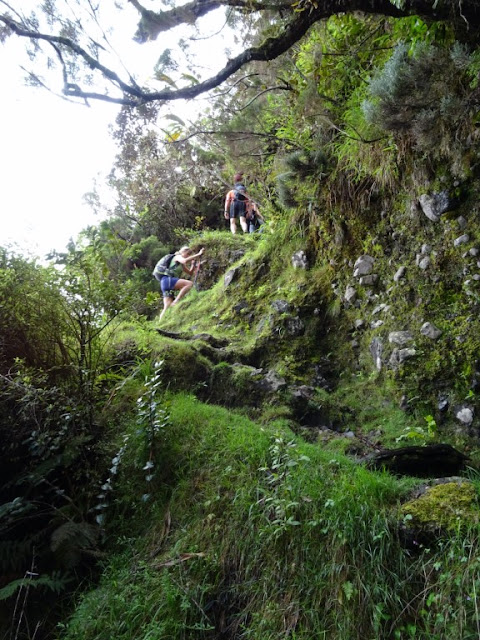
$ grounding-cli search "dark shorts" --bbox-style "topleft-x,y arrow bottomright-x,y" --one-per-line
159,275 -> 178,298
229,200 -> 247,219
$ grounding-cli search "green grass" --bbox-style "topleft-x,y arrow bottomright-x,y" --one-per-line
57,392 -> 480,640
318,372 -> 433,447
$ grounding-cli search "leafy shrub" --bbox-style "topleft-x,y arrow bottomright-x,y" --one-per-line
363,42 -> 479,174
276,147 -> 330,208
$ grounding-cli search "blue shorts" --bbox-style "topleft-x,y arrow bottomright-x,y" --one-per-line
159,275 -> 178,298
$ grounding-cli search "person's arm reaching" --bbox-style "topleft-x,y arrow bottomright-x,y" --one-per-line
177,248 -> 205,274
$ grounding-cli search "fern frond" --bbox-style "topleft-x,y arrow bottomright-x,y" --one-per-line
0,572 -> 72,601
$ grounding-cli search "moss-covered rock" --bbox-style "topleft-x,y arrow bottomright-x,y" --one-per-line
401,480 -> 479,533
207,361 -> 266,408
157,341 -> 212,393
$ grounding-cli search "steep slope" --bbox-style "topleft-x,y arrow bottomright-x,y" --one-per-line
58,390 -> 480,640
55,198 -> 480,637
132,180 -> 480,457
60,24 -> 480,640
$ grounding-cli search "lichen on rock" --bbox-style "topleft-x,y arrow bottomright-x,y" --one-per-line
401,481 -> 479,533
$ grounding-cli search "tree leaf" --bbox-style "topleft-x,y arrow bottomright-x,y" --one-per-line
181,73 -> 199,85
164,114 -> 185,126
155,73 -> 177,88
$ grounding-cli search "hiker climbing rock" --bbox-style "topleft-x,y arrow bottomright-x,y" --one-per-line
153,246 -> 204,321
224,172 -> 249,234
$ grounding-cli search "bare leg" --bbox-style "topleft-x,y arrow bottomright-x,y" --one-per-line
159,296 -> 174,320
171,279 -> 193,306
230,218 -> 237,234
239,216 -> 248,233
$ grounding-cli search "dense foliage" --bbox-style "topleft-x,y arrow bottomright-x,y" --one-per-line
1,0 -> 479,106
2,4 -> 480,640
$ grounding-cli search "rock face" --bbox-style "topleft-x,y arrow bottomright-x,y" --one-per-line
364,444 -> 469,478
188,175 -> 480,440
417,256 -> 430,270
400,480 -> 478,545
292,250 -> 308,269
344,285 -> 357,303
454,233 -> 470,247
353,255 -> 374,277
389,348 -> 416,368
257,369 -> 287,393
359,274 -> 378,285
224,267 -> 240,287
370,337 -> 383,371
285,316 -> 305,336
271,300 -> 290,313
454,404 -> 474,426
388,331 -> 414,346
420,322 -> 442,340
418,191 -> 450,222
196,248 -> 246,291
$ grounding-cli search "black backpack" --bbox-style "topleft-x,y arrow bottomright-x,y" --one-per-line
153,253 -> 176,279
233,184 -> 247,202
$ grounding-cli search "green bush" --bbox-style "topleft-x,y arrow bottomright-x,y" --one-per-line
363,42 -> 478,174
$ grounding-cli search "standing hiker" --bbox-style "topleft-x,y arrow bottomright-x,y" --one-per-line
153,246 -> 205,321
224,173 -> 249,234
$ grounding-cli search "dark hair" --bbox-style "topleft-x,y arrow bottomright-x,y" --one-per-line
234,172 -> 243,183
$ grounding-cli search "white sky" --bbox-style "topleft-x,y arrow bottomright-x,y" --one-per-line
0,2 -> 232,260
1,40 -> 119,259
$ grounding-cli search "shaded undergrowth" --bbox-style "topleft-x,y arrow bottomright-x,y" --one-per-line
58,393 -> 480,640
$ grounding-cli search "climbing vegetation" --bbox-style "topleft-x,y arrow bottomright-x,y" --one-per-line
2,4 -> 480,639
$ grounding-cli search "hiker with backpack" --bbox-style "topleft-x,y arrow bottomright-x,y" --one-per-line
224,173 -> 249,234
246,200 -> 265,233
153,246 -> 205,321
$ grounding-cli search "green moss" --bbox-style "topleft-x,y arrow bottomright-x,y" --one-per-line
259,404 -> 295,424
208,362 -> 264,407
401,482 -> 479,531
158,341 -> 212,393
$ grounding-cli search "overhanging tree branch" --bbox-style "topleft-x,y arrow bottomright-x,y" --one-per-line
231,82 -> 293,112
128,0 -> 480,44
1,0 -> 479,107
128,0 -> 293,43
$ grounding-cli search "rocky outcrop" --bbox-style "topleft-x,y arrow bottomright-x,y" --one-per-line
399,479 -> 478,547
418,191 -> 451,222
291,250 -> 308,269
364,444 -> 468,478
